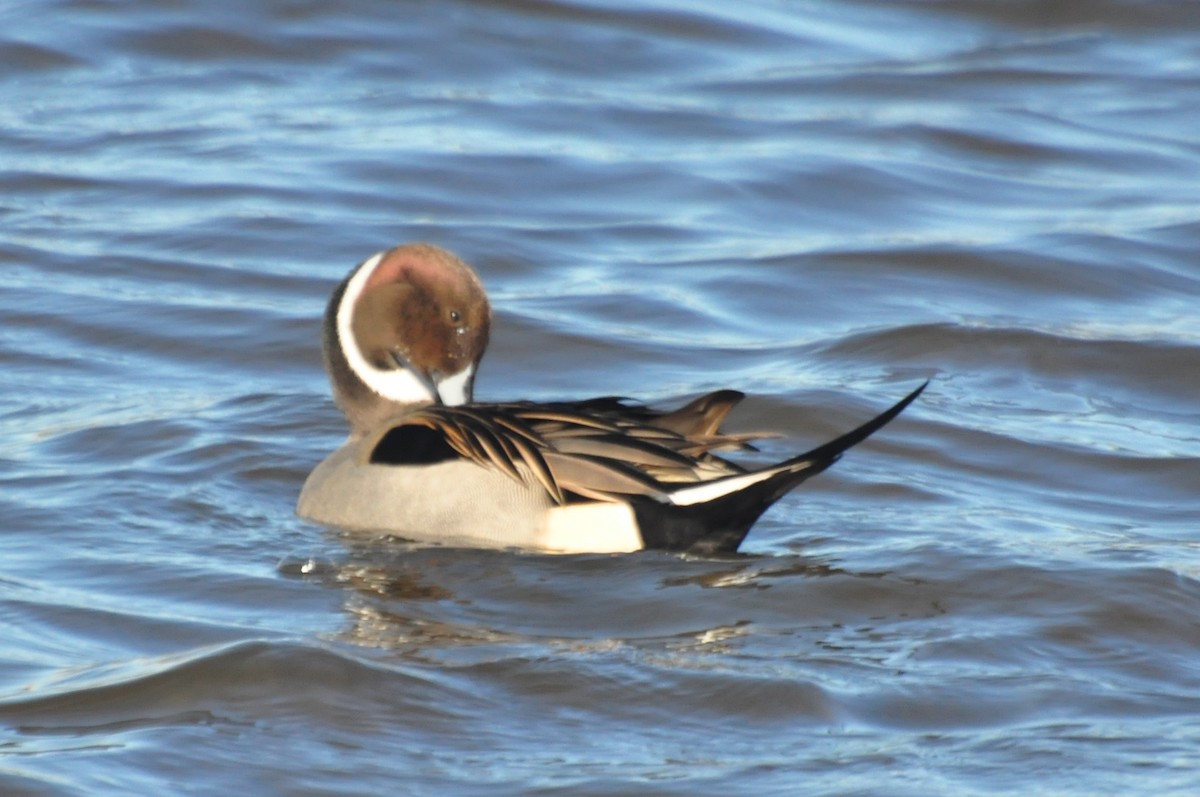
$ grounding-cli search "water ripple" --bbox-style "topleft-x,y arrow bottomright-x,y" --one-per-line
3,0 -> 1200,794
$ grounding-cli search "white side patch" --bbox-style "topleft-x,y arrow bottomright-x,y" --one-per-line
336,251 -> 438,405
668,463 -> 811,507
537,502 -> 643,553
436,364 -> 475,406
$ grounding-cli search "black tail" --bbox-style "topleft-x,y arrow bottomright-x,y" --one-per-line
781,379 -> 928,471
634,380 -> 928,554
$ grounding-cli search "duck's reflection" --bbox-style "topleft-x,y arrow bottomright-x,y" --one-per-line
285,531 -> 882,664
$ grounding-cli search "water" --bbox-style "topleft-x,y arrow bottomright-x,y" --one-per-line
2,1 -> 1199,794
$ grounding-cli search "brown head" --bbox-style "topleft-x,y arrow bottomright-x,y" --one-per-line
323,243 -> 491,433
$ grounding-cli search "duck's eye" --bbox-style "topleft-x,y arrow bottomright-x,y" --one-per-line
449,309 -> 461,323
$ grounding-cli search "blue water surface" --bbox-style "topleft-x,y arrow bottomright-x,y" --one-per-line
2,1 -> 1199,795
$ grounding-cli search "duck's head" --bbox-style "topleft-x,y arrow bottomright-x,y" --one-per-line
324,243 -> 491,433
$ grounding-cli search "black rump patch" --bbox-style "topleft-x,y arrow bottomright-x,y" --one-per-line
369,424 -> 460,465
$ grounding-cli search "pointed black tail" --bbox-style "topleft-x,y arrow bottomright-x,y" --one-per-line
635,380 -> 929,554
782,379 -> 928,470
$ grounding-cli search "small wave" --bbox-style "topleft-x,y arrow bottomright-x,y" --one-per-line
0,639 -> 451,736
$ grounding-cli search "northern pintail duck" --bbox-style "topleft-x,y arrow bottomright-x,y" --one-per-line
297,243 -> 926,554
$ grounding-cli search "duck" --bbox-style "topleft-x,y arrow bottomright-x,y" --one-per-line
297,243 -> 926,554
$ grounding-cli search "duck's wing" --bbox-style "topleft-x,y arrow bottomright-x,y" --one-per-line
366,400 -> 741,505
526,391 -> 769,452
364,383 -> 927,515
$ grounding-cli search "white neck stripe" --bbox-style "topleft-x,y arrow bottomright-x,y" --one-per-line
335,251 -> 439,405
437,364 -> 475,406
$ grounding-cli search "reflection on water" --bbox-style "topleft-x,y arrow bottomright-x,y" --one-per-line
289,535 -> 955,691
